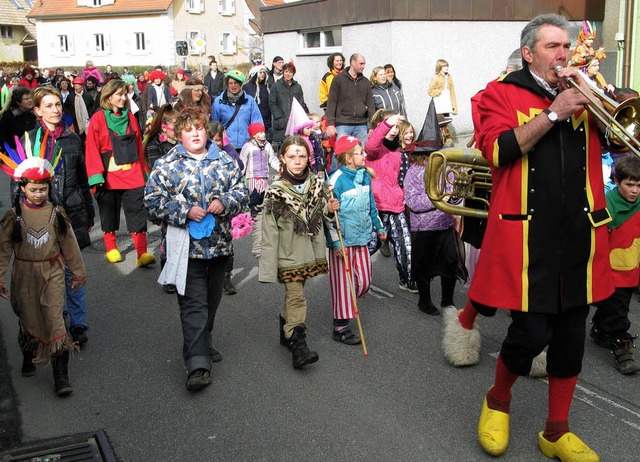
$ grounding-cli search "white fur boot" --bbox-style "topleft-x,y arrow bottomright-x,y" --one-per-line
528,351 -> 548,378
442,307 -> 481,366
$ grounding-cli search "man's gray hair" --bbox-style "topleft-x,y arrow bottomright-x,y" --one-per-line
520,14 -> 570,64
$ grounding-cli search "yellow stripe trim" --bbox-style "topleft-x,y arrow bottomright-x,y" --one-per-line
573,111 -> 596,301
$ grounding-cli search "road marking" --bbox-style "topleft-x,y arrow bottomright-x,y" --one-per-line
234,266 -> 258,289
369,285 -> 394,299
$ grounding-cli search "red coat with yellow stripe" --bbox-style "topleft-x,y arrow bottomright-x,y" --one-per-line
468,68 -> 614,313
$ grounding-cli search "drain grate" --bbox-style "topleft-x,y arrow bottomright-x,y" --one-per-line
2,430 -> 116,462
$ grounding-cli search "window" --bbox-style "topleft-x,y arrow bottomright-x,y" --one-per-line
59,35 -> 68,52
135,32 -> 145,51
0,26 -> 13,39
218,0 -> 235,16
93,0 -> 101,5
219,32 -> 236,55
95,33 -> 104,52
186,0 -> 204,13
299,27 -> 342,54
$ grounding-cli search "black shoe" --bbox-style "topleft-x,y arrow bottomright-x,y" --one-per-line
185,368 -> 211,392
418,302 -> 441,316
163,284 -> 176,294
70,326 -> 88,346
223,274 -> 237,295
333,328 -> 361,345
209,347 -> 223,363
289,326 -> 319,369
399,280 -> 419,294
612,336 -> 640,375
52,351 -> 73,397
590,325 -> 615,349
379,240 -> 391,257
21,350 -> 36,377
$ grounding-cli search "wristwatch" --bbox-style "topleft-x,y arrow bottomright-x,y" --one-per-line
542,108 -> 558,123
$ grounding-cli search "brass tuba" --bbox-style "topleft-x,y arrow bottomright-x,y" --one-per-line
424,148 -> 492,218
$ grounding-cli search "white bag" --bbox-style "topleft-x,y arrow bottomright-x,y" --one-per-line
433,88 -> 453,114
158,225 -> 190,295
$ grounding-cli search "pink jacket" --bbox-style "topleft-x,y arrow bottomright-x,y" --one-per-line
364,121 -> 405,213
81,66 -> 104,83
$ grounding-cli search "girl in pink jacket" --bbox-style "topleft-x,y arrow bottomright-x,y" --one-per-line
365,110 -> 416,292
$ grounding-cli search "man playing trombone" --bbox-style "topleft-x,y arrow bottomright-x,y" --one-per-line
471,14 -> 614,462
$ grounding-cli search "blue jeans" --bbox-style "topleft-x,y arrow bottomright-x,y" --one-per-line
177,257 -> 228,374
65,265 -> 87,328
335,124 -> 369,143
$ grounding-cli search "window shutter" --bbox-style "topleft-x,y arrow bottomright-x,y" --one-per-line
230,0 -> 235,14
104,34 -> 111,53
68,36 -> 75,55
199,0 -> 205,13
231,33 -> 236,53
218,0 -> 223,13
219,32 -> 225,53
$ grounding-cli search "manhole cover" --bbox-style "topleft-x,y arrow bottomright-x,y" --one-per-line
1,430 -> 116,462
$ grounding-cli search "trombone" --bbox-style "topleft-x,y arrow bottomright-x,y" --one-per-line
555,66 -> 640,157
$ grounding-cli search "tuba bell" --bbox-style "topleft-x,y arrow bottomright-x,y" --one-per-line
424,148 -> 492,218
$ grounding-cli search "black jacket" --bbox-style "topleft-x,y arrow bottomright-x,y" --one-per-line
24,126 -> 95,248
204,71 -> 224,99
268,78 -> 308,143
0,108 -> 37,152
243,76 -> 271,133
326,67 -> 375,127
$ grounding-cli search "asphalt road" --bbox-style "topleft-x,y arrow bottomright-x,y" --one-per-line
0,176 -> 639,461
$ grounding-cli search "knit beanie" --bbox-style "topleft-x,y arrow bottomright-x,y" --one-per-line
248,122 -> 266,138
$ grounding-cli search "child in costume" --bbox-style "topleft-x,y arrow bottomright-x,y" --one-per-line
591,154 -> 640,374
0,134 -> 86,396
239,121 -> 280,217
258,136 -> 339,368
145,108 -> 248,392
308,113 -> 328,178
326,136 -> 385,344
404,146 -> 467,316
365,109 -> 416,292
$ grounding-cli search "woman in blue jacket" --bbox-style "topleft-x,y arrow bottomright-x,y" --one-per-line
211,70 -> 263,150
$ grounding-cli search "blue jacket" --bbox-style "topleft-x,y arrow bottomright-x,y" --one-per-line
211,91 -> 263,148
144,141 -> 248,259
326,166 -> 383,248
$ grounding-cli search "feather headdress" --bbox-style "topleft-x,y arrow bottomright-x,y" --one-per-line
0,130 -> 63,182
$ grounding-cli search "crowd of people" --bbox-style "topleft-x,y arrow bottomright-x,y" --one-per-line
0,13 -> 638,461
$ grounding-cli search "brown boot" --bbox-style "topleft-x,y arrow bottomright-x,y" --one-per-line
52,350 -> 73,397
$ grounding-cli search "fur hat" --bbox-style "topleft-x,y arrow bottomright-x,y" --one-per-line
150,70 -> 165,82
285,97 -> 313,136
248,122 -> 266,138
334,136 -> 361,155
225,69 -> 246,85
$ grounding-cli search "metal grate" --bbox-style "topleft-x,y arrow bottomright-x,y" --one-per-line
2,431 -> 116,462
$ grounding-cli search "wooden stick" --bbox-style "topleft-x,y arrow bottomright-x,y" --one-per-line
330,190 -> 368,357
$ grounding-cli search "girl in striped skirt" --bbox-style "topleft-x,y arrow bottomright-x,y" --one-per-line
326,136 -> 387,344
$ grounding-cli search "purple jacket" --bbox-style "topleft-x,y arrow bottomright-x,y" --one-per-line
364,121 -> 404,213
404,164 -> 453,231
